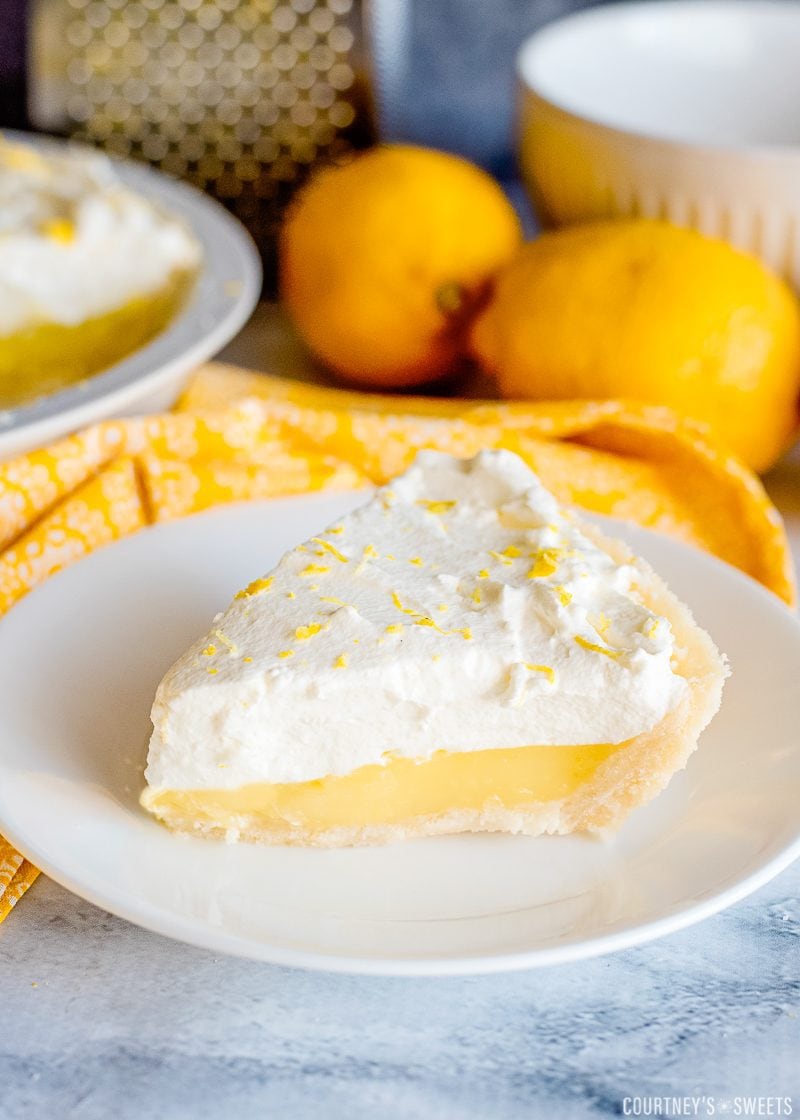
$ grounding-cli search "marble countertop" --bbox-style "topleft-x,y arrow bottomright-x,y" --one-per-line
1,319 -> 799,1119
3,867 -> 799,1120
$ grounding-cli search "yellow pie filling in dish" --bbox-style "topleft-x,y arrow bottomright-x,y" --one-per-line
0,136 -> 201,410
0,270 -> 195,409
141,740 -> 624,836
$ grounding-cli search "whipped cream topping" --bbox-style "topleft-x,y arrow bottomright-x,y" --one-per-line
0,138 -> 200,336
146,450 -> 687,789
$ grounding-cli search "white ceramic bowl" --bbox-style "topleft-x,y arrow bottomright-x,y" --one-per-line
0,132 -> 261,461
517,0 -> 800,286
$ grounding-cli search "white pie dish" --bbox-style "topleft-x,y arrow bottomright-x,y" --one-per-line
517,0 -> 800,286
0,131 -> 261,461
0,493 -> 798,975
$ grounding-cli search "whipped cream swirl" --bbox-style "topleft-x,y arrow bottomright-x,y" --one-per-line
147,450 -> 687,789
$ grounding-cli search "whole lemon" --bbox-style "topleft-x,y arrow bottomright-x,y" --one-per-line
471,220 -> 800,470
280,145 -> 522,388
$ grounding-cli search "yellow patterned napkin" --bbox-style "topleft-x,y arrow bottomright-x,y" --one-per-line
0,362 -> 794,921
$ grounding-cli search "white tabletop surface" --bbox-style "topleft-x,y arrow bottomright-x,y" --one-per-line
2,307 -> 799,1119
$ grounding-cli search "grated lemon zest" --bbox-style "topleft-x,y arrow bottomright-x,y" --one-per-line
40,217 -> 75,243
527,549 -> 562,579
295,623 -> 322,640
235,576 -> 274,599
525,663 -> 556,684
300,564 -> 329,577
391,591 -> 419,616
574,635 -> 621,659
592,612 -> 610,637
213,630 -> 239,655
416,499 -> 456,514
311,537 -> 349,563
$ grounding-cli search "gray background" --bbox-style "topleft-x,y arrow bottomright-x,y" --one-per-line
372,0 -> 598,175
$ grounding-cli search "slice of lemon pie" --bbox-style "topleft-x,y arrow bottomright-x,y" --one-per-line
141,450 -> 727,846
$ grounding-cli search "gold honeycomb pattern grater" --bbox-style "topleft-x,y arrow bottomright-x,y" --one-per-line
30,0 -> 375,287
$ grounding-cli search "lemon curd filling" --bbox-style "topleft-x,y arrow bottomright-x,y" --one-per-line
142,739 -> 624,835
0,270 -> 195,409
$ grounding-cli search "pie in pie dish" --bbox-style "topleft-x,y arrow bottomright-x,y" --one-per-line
141,450 -> 727,846
0,137 -> 200,409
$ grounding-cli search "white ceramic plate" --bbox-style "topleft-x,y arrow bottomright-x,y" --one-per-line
0,131 -> 261,460
1,493 -> 799,975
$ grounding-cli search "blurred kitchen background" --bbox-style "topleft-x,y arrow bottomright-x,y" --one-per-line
0,0 -> 578,288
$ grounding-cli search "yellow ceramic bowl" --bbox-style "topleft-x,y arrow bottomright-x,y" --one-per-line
517,0 -> 800,287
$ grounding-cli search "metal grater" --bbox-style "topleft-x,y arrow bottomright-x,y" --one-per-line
29,0 -> 376,289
